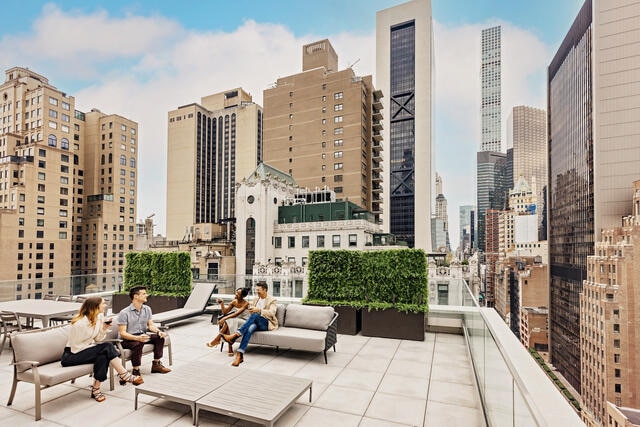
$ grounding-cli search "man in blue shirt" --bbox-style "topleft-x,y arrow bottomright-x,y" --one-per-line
117,286 -> 171,379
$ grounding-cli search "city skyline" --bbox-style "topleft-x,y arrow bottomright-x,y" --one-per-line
0,0 -> 584,245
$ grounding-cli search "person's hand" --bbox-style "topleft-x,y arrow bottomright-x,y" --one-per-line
216,298 -> 223,304
158,331 -> 167,339
139,334 -> 150,342
250,307 -> 260,313
217,319 -> 225,327
102,318 -> 113,330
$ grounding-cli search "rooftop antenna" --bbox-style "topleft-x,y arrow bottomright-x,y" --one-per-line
347,58 -> 360,69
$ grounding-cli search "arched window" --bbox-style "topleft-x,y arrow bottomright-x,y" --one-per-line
120,155 -> 126,165
130,158 -> 135,168
48,134 -> 57,147
108,153 -> 113,163
245,218 -> 256,275
60,138 -> 69,150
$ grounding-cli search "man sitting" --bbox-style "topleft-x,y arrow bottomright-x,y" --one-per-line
223,281 -> 278,366
117,286 -> 171,379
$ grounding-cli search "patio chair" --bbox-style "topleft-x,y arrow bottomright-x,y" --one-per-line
151,283 -> 217,326
0,311 -> 33,355
42,294 -> 59,301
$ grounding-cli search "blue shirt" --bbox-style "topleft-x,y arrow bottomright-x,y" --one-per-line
117,303 -> 153,335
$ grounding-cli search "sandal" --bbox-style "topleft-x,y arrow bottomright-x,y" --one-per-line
90,386 -> 106,402
118,371 -> 144,386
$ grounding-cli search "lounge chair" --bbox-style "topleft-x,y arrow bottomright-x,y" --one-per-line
151,283 -> 216,326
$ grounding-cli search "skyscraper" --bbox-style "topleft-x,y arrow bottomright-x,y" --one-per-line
476,25 -> 507,254
508,106 -> 547,240
376,0 -> 433,250
262,39 -> 383,224
548,0 -> 640,393
166,88 -> 262,241
0,67 -> 138,294
459,205 -> 475,254
480,26 -> 502,153
476,150 -> 508,252
432,173 -> 450,251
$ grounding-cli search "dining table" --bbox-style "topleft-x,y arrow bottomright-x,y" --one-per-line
0,299 -> 82,328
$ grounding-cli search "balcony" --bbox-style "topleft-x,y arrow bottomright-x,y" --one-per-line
0,276 -> 583,426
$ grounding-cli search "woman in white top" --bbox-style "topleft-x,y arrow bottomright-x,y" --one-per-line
61,297 -> 143,402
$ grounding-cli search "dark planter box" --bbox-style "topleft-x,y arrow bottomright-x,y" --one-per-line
112,294 -> 188,314
334,305 -> 361,335
304,303 -> 362,335
361,308 -> 425,341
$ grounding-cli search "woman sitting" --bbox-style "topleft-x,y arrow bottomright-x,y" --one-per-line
61,297 -> 143,402
206,287 -> 250,356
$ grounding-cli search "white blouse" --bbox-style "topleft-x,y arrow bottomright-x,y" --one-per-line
66,313 -> 108,353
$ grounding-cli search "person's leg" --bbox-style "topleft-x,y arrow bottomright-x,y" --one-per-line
150,333 -> 171,373
208,322 -> 228,347
121,339 -> 144,373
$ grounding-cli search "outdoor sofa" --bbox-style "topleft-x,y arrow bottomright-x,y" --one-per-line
221,303 -> 339,363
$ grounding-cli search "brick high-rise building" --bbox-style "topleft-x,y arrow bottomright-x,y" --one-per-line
262,39 -> 383,225
580,180 -> 640,426
0,67 -> 138,298
166,88 -> 263,241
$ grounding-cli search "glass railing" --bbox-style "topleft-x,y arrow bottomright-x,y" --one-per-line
454,279 -> 583,426
0,273 -> 124,302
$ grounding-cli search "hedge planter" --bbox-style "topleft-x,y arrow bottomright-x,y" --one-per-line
334,305 -> 362,335
112,294 -> 188,314
361,308 -> 425,341
305,303 -> 361,335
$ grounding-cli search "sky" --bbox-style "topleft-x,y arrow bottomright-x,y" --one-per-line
0,0 -> 585,248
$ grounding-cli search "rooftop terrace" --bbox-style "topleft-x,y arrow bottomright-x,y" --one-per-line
0,314 -> 483,426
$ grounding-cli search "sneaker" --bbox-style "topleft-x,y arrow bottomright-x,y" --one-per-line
151,361 -> 171,374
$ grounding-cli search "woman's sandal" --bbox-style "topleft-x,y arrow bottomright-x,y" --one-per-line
206,337 -> 221,348
90,386 -> 106,402
118,371 -> 144,386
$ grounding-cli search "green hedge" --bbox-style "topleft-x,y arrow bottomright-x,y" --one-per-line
124,251 -> 192,297
305,249 -> 428,313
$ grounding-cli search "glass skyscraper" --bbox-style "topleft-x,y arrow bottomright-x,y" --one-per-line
480,26 -> 501,153
376,0 -> 433,251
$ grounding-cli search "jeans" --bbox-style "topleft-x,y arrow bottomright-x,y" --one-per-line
236,313 -> 268,353
61,342 -> 120,382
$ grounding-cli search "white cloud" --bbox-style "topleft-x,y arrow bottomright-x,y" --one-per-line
433,20 -> 550,248
1,6 -> 552,248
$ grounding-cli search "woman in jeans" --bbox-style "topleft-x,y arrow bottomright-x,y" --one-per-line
61,297 -> 143,402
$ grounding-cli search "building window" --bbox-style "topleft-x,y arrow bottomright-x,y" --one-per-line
334,127 -> 343,135
334,104 -> 343,111
334,139 -> 343,147
614,354 -> 621,363
288,236 -> 295,248
334,151 -> 343,158
615,369 -> 621,378
334,115 -> 343,123
274,237 -> 282,248
349,234 -> 357,247
335,186 -> 343,193
334,163 -> 343,170
332,235 -> 340,248
614,339 -> 620,348
613,324 -> 620,333
334,174 -> 343,182
317,235 -> 325,248
334,92 -> 343,100
615,384 -> 621,393
48,134 -> 57,147
302,236 -> 309,248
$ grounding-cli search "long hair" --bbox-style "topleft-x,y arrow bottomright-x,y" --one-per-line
71,297 -> 103,327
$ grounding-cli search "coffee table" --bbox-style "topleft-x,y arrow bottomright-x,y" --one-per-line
134,361 -> 312,426
195,369 -> 312,426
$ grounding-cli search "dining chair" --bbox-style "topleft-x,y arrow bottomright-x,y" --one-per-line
0,311 -> 30,356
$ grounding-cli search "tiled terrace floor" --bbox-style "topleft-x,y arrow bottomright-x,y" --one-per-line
0,315 -> 484,426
